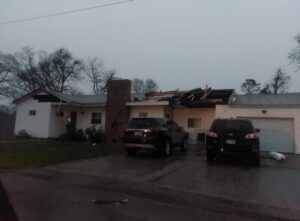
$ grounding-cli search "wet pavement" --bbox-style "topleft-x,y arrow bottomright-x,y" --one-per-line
1,145 -> 300,220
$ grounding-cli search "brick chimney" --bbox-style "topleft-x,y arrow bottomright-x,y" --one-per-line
105,79 -> 131,142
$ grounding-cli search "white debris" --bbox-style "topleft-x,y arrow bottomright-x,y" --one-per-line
269,152 -> 286,161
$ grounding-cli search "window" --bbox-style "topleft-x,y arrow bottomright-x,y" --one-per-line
188,118 -> 201,128
29,110 -> 36,116
139,112 -> 148,118
56,111 -> 64,117
91,112 -> 102,124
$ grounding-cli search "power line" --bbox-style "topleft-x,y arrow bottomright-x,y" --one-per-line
0,0 -> 134,26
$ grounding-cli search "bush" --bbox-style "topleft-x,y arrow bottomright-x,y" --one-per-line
85,126 -> 105,143
58,128 -> 86,142
15,129 -> 31,138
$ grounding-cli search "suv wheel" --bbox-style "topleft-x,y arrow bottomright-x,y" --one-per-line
206,150 -> 215,163
126,148 -> 136,157
253,154 -> 260,167
180,139 -> 188,151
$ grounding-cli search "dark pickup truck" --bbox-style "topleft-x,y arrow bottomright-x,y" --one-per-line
123,118 -> 188,157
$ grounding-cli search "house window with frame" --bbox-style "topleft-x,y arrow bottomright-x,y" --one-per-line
29,110 -> 36,116
91,112 -> 102,124
139,112 -> 148,118
187,118 -> 201,128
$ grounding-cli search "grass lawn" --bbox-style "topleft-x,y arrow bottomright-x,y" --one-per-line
0,140 -> 124,169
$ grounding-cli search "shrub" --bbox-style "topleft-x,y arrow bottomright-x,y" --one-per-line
15,129 -> 31,138
58,128 -> 86,142
85,126 -> 105,143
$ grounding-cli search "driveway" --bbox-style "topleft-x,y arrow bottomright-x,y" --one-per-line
1,145 -> 300,220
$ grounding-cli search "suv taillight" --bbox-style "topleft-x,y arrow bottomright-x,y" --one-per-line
207,132 -> 218,138
245,133 -> 259,139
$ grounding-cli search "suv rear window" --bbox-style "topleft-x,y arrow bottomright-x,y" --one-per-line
211,119 -> 254,133
128,118 -> 163,129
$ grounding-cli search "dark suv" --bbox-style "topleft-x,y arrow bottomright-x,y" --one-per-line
206,118 -> 260,166
123,118 -> 188,157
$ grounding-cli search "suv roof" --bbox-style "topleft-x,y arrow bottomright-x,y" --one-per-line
128,118 -> 167,129
210,118 -> 255,133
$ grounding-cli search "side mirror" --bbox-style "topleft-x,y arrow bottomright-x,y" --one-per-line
255,129 -> 260,133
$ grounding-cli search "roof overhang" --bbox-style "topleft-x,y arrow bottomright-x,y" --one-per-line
126,101 -> 169,106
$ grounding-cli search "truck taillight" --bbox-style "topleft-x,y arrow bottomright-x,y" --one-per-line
207,132 -> 218,138
245,133 -> 259,139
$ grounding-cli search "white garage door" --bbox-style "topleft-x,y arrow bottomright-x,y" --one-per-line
240,117 -> 295,153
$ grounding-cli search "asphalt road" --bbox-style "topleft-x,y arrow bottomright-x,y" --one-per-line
1,145 -> 300,221
1,171 -> 255,221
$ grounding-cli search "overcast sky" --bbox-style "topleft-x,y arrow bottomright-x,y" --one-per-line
1,0 -> 300,94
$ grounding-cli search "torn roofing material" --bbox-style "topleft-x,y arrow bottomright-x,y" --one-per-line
179,88 -> 235,107
230,93 -> 300,106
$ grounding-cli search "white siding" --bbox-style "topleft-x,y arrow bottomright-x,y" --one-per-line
48,106 -> 66,138
216,105 -> 300,154
14,98 -> 51,138
76,107 -> 106,131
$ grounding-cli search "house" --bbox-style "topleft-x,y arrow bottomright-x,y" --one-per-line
13,80 -> 142,141
13,80 -> 300,154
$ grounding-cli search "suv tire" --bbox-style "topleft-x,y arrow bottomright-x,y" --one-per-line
180,139 -> 188,151
253,154 -> 260,167
206,150 -> 215,163
126,148 -> 136,157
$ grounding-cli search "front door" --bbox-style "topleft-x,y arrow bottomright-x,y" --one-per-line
70,112 -> 77,129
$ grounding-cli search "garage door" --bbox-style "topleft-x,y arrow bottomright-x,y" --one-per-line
239,117 -> 295,153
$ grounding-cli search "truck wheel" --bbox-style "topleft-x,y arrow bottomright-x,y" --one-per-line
180,139 -> 188,151
126,148 -> 136,157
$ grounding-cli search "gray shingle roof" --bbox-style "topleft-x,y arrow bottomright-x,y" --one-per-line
49,90 -> 144,105
230,93 -> 300,106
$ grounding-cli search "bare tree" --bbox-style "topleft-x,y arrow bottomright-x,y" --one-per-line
241,79 -> 261,94
131,78 -> 159,94
0,47 -> 43,98
144,79 -> 158,93
288,34 -> 300,71
131,78 -> 145,94
49,48 -> 83,93
84,57 -> 117,95
263,68 -> 290,94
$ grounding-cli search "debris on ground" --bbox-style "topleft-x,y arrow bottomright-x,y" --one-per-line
92,198 -> 129,205
269,152 -> 286,161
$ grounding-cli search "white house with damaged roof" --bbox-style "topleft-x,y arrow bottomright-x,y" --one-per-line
13,79 -> 300,154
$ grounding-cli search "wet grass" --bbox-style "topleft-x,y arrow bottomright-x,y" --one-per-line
0,140 -> 124,169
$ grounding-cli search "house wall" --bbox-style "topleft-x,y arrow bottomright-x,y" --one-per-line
14,98 -> 51,138
216,105 -> 300,154
48,106 -> 106,137
173,108 -> 216,132
130,106 -> 166,118
173,108 -> 216,143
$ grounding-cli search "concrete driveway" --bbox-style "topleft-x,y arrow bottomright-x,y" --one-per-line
1,145 -> 300,220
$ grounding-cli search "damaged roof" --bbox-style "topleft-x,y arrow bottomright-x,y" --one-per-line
179,88 -> 235,107
229,93 -> 300,106
13,89 -> 144,106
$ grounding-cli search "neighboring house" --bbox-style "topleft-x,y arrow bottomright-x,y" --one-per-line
216,93 -> 300,154
13,80 -> 141,141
